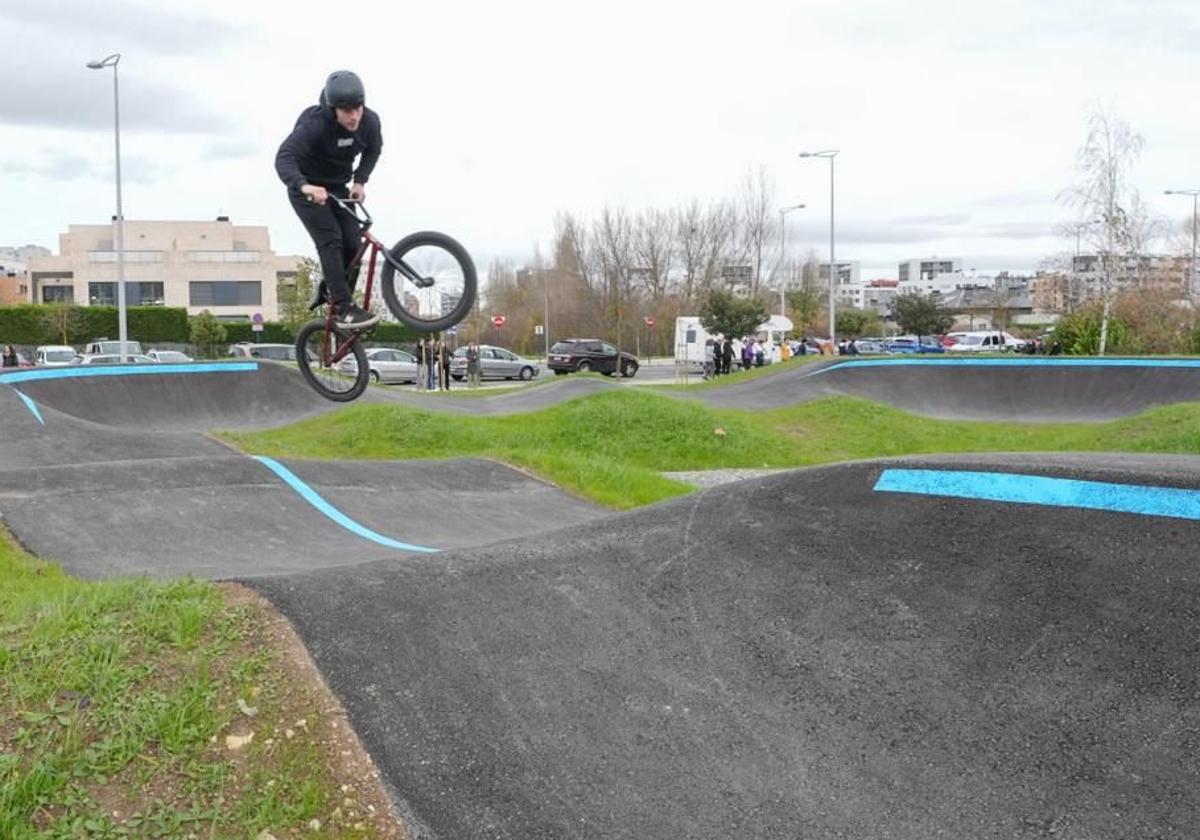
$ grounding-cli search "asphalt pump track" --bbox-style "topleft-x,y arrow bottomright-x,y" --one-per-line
2,359 -> 1198,839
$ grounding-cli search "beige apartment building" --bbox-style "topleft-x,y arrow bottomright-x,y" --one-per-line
27,217 -> 303,321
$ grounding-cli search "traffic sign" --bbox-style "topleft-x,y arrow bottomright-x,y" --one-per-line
491,315 -> 506,328
252,312 -> 264,332
534,325 -> 544,335
644,316 -> 656,327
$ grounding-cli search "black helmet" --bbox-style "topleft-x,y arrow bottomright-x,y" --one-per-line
323,70 -> 365,110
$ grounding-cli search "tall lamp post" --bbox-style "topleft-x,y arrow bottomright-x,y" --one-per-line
87,53 -> 128,360
1164,189 -> 1200,302
778,203 -> 805,317
799,150 -> 840,347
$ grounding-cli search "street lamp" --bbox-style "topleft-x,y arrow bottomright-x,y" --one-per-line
1165,189 -> 1200,301
800,150 -> 839,347
87,52 -> 128,361
778,204 -> 805,317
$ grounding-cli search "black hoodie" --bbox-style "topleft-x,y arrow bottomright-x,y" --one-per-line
275,92 -> 383,193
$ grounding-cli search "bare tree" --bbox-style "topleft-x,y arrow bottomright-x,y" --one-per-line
1059,105 -> 1145,355
737,166 -> 776,296
553,212 -> 593,291
699,200 -> 737,294
633,207 -> 675,302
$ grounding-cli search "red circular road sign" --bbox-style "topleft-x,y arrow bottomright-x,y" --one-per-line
644,317 -> 656,327
491,315 -> 506,328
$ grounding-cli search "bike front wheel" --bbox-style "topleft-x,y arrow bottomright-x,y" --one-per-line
380,231 -> 477,333
295,319 -> 370,402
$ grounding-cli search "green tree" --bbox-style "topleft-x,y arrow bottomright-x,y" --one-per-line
835,306 -> 879,338
890,291 -> 954,339
699,289 -> 769,340
786,287 -> 821,332
278,257 -> 317,331
190,310 -> 228,359
41,304 -> 87,346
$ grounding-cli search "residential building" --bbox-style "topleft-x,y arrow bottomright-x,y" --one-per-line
27,217 -> 303,321
817,260 -> 861,286
1032,255 -> 1189,314
898,257 -> 962,285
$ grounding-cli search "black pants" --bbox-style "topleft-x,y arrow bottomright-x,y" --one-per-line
288,188 -> 360,306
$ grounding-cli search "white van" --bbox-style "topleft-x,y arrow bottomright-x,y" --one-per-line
86,338 -> 144,356
34,345 -> 80,366
946,331 -> 1026,352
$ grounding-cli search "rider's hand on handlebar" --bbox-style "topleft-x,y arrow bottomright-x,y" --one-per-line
301,184 -> 329,205
349,182 -> 366,202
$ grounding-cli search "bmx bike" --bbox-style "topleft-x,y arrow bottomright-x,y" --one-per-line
294,196 -> 477,401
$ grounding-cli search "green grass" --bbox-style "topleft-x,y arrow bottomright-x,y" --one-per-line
0,535 -> 379,839
221,389 -> 1200,509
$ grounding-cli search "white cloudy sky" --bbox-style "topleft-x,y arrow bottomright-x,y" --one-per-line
1,0 -> 1197,281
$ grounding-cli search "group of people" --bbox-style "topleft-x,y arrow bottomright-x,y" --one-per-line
701,336 -> 772,379
412,338 -> 485,391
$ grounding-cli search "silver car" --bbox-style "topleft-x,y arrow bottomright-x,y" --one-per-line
340,347 -> 419,384
450,345 -> 541,381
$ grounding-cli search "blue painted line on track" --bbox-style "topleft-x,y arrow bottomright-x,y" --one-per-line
0,362 -> 258,385
812,357 -> 1200,375
253,456 -> 440,553
874,468 -> 1200,521
10,388 -> 44,424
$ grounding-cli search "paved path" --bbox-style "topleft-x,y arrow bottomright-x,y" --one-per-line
3,360 -> 1200,838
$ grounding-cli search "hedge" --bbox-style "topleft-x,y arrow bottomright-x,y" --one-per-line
0,304 -> 422,348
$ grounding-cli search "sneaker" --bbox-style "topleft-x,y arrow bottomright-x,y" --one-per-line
308,280 -> 328,311
334,303 -> 380,330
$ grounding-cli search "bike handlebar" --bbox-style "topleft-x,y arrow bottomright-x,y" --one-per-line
305,192 -> 373,227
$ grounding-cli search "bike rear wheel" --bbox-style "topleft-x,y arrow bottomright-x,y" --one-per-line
380,231 -> 477,333
295,319 -> 370,402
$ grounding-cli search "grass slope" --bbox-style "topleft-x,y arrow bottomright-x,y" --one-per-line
222,390 -> 1200,509
0,532 -> 399,839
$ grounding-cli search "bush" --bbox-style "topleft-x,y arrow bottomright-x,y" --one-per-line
189,311 -> 228,359
1051,304 -> 1133,355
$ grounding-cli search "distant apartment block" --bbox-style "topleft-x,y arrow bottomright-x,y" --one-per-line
26,217 -> 304,321
898,257 -> 962,284
0,251 -> 34,304
817,260 -> 861,285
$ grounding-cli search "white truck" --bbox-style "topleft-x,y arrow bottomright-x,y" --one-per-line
674,315 -> 794,368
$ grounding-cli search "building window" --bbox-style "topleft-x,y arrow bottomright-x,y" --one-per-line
187,251 -> 261,263
189,281 -> 261,306
89,282 -> 165,306
87,251 -> 163,263
42,285 -> 74,304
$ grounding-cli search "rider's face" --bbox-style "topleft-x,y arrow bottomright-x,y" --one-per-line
335,105 -> 363,132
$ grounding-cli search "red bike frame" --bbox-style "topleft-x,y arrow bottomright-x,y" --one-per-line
319,201 -> 386,367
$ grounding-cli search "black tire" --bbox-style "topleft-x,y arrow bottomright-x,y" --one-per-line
519,366 -> 534,381
370,370 -> 381,383
452,374 -> 464,381
577,360 -> 592,373
295,319 -> 369,402
380,231 -> 477,333
621,362 -> 638,378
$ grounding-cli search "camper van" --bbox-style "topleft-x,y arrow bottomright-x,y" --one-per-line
674,315 -> 794,368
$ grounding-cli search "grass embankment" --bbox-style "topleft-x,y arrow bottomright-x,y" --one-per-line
0,533 -> 399,839
222,390 -> 1200,509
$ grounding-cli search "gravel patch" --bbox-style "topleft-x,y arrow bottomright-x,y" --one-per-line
662,468 -> 794,489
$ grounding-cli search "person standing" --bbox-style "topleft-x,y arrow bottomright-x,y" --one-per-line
414,337 -> 428,391
427,336 -> 440,391
439,338 -> 453,391
466,342 -> 481,388
2,344 -> 18,367
721,336 -> 733,375
702,337 -> 716,380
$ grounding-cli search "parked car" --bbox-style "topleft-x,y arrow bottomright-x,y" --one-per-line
227,342 -> 300,362
449,345 -> 541,381
71,353 -> 157,365
337,347 -> 418,384
885,337 -> 945,354
945,331 -> 1027,353
34,345 -> 80,367
548,339 -> 639,377
86,338 -> 144,356
146,350 -> 194,363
